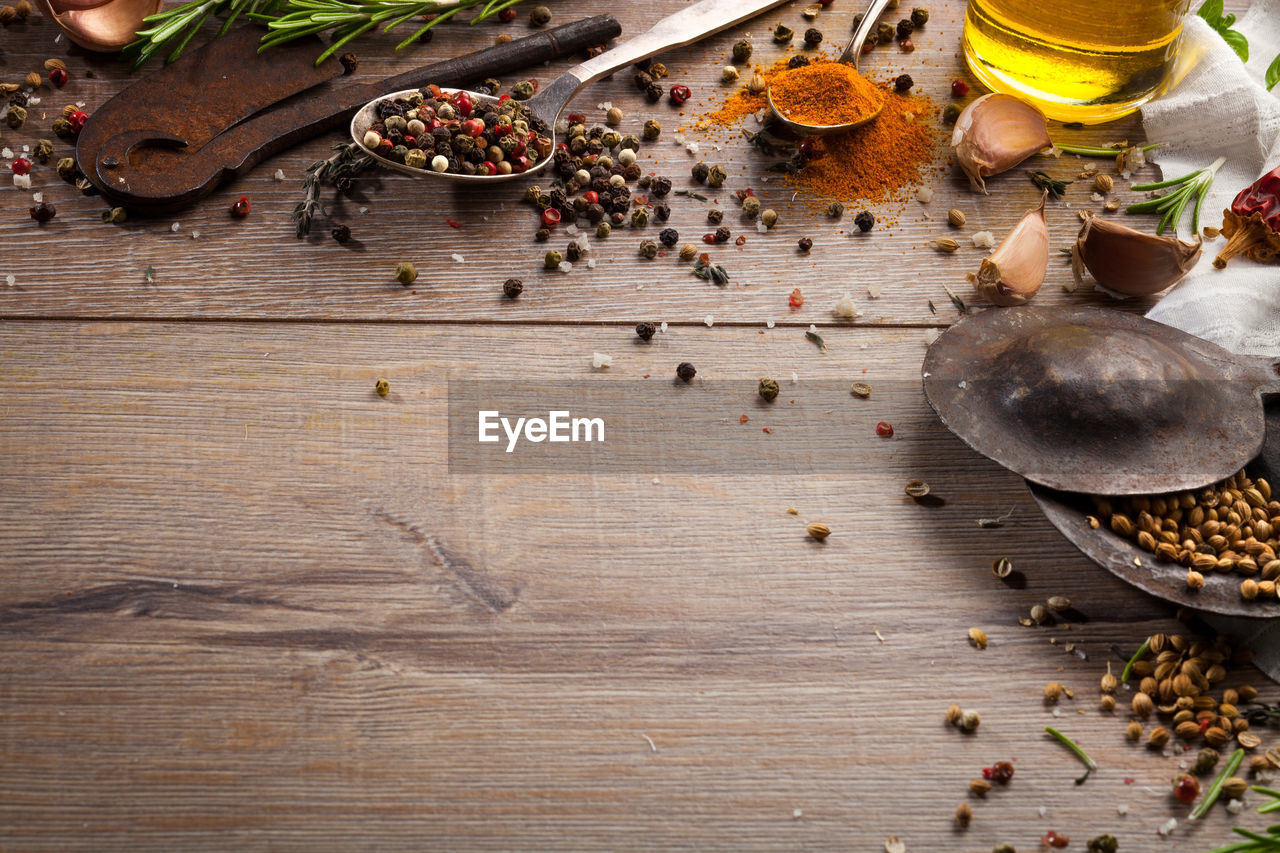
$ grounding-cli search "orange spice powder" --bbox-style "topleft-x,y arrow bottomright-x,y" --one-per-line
768,60 -> 883,126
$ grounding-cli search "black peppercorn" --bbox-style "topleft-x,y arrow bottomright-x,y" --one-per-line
28,201 -> 55,223
633,70 -> 655,91
714,226 -> 731,243
910,7 -> 928,27
676,362 -> 697,382
652,202 -> 671,222
691,162 -> 710,183
9,91 -> 29,108
896,19 -> 914,39
331,224 -> 352,244
339,52 -> 359,74
894,73 -> 914,93
566,241 -> 581,262
611,211 -> 626,226
787,55 -> 810,69
707,208 -> 723,225
854,210 -> 875,232
643,82 -> 663,103
658,227 -> 679,247
798,237 -> 813,252
650,176 -> 672,197
636,322 -> 656,342
803,27 -> 823,47
535,227 -> 551,242
586,203 -> 605,224
503,278 -> 523,298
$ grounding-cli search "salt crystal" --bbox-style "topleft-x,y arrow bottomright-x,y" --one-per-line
832,294 -> 860,319
1,148 -> 12,158
274,169 -> 286,181
915,185 -> 934,204
359,206 -> 369,214
170,222 -> 180,232
566,223 -> 579,235
597,102 -> 611,110
704,315 -> 714,327
958,380 -> 967,389
592,352 -> 612,368
652,477 -> 660,485
924,328 -> 942,344
75,101 -> 85,108
765,319 -> 775,329
586,259 -> 597,269
1116,804 -> 1129,816
554,119 -> 569,134
451,253 -> 465,263
674,134 -> 686,144
972,231 -> 996,249
13,174 -> 31,189
1051,707 -> 1061,717
1091,192 -> 1104,202
1038,806 -> 1047,818
756,222 -> 767,233
5,274 -> 15,287
191,230 -> 200,239
26,97 -> 39,106
685,142 -> 700,155
1158,818 -> 1177,836
21,145 -> 29,152
55,33 -> 63,42
1227,799 -> 1243,815
560,261 -> 573,272
866,283 -> 882,299
575,235 -> 590,252
31,192 -> 42,203
660,322 -> 668,333
790,372 -> 798,383
792,809 -> 802,819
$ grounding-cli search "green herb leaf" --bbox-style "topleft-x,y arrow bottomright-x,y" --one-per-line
1266,51 -> 1280,91
674,190 -> 708,201
805,329 -> 827,351
1221,28 -> 1250,62
1192,748 -> 1246,820
1028,170 -> 1071,199
1044,726 -> 1097,785
691,258 -> 730,286
927,300 -> 936,314
1197,0 -> 1224,25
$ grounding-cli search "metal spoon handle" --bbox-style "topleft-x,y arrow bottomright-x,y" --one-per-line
528,0 -> 792,127
839,0 -> 898,67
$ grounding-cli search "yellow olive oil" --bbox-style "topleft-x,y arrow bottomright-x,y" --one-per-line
962,0 -> 1190,123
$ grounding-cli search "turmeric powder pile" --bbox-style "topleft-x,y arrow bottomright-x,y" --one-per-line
768,60 -> 883,126
697,57 -> 941,207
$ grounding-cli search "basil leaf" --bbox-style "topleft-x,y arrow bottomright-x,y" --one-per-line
1221,28 -> 1249,63
1268,51 -> 1280,91
1196,0 -> 1224,26
1220,12 -> 1235,28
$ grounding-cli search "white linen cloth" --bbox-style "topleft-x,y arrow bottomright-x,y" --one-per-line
1135,2 -> 1280,673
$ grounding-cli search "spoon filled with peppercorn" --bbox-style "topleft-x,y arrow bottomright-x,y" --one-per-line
764,0 -> 895,136
352,0 -> 795,183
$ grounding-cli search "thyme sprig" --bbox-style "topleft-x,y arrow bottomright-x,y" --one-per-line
1028,170 -> 1071,199
1044,726 -> 1097,785
1126,155 -> 1226,236
293,142 -> 374,238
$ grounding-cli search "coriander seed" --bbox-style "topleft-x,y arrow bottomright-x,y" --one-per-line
502,278 -> 523,299
679,244 -> 698,261
375,378 -> 389,396
1044,681 -> 1063,702
759,377 -> 780,402
954,803 -> 972,828
676,362 -> 696,382
948,208 -> 967,227
1099,694 -> 1116,711
1147,726 -> 1171,747
850,381 -> 872,398
805,522 -> 830,540
904,480 -> 930,498
1094,173 -> 1114,193
946,703 -> 963,725
968,627 -> 988,649
605,106 -> 623,126
969,779 -> 991,796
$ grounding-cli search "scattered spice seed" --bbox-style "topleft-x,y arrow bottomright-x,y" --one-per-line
954,803 -> 972,828
331,224 -> 351,244
992,557 -> 1012,578
905,480 -> 930,498
933,237 -> 960,253
946,704 -> 963,725
803,27 -> 823,47
875,421 -> 893,437
910,7 -> 928,26
789,288 -> 804,307
773,23 -> 793,43
854,210 -> 875,232
229,195 -> 251,218
850,382 -> 872,398
669,84 -> 691,106
804,328 -> 826,351
639,240 -> 659,259
797,237 -> 813,252
375,378 -> 389,396
544,250 -> 562,269
951,79 -> 970,97
732,39 -> 752,62
758,378 -> 780,402
676,362 -> 697,382
635,322 -> 656,341
806,522 -> 831,541
394,261 -> 417,285
502,278 -> 523,299
969,778 -> 991,796
968,627 -> 988,649
28,202 -> 55,223
893,73 -> 913,93
1192,748 -> 1245,819
948,208 -> 967,227
961,709 -> 980,731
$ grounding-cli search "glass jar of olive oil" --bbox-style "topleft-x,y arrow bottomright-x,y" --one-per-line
962,0 -> 1191,123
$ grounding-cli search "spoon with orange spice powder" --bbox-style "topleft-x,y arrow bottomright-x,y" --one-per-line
766,0 -> 894,135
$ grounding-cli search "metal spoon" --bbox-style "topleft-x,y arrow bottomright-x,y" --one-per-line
922,305 -> 1280,496
352,0 -> 794,183
764,0 -> 894,136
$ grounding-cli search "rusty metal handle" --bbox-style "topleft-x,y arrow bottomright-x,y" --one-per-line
94,15 -> 621,213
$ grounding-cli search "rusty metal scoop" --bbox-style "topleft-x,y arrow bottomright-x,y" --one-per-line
922,305 -> 1280,496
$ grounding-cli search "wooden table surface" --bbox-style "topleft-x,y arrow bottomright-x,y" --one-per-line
0,0 -> 1269,849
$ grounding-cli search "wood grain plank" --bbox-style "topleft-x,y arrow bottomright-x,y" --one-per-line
0,321 -> 1267,849
0,0 -> 1180,323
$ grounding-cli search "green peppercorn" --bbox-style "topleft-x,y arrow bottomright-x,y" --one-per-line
707,208 -> 724,225
676,362 -> 697,382
619,134 -> 642,151
876,22 -> 894,43
394,261 -> 417,285
56,156 -> 76,180
1086,835 -> 1117,853
511,80 -> 535,100
544,250 -> 563,269
639,239 -> 659,259
825,201 -> 845,218
503,277 -> 523,298
679,244 -> 698,261
596,221 -> 612,239
992,846 -> 1016,853
761,208 -> 778,228
33,138 -> 53,163
375,378 -> 390,396
707,164 -> 727,187
773,23 -> 793,43
483,77 -> 501,94
758,378 -> 780,402
732,39 -> 753,63
649,62 -> 668,79
101,206 -> 127,224
601,130 -> 622,149
910,7 -> 928,26
51,117 -> 73,139
642,119 -> 661,141
941,102 -> 961,124
5,105 -> 26,129
742,196 -> 761,219
529,4 -> 550,25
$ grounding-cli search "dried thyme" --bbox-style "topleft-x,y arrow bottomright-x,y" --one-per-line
691,257 -> 729,285
294,142 -> 374,238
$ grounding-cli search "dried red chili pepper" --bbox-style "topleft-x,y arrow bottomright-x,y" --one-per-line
1215,164 -> 1280,268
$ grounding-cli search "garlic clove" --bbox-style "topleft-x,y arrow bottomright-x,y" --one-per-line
951,94 -> 1052,194
1073,217 -> 1201,296
969,190 -> 1049,306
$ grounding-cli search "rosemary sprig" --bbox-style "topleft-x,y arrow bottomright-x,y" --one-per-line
1254,785 -> 1280,814
1044,726 -> 1097,785
125,0 -> 284,68
1126,155 -> 1226,236
1120,637 -> 1150,682
1246,701 -> 1280,727
293,142 -> 374,238
1192,747 -> 1245,820
1028,170 -> 1071,199
674,190 -> 708,202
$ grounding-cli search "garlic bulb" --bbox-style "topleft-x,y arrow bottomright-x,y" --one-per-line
1072,217 -> 1201,296
951,94 -> 1052,194
969,191 -> 1049,306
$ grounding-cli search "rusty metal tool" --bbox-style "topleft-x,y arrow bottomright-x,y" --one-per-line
922,305 -> 1280,497
76,14 -> 621,212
